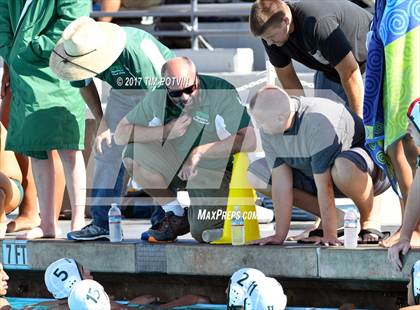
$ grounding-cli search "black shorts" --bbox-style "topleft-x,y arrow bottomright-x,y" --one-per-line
248,147 -> 390,197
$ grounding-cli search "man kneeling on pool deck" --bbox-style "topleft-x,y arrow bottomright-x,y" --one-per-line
248,86 -> 390,246
114,57 -> 256,243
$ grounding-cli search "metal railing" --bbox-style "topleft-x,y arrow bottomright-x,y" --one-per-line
90,0 -> 252,50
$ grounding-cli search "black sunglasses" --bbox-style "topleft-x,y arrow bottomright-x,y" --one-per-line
166,77 -> 197,98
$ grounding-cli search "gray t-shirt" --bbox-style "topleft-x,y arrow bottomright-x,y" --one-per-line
261,96 -> 365,177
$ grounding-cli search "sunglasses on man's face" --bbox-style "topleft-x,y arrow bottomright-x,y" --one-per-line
167,77 -> 197,98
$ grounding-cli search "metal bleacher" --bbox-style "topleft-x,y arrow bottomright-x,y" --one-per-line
90,1 -> 253,49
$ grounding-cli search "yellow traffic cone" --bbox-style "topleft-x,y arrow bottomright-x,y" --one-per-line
212,153 -> 261,244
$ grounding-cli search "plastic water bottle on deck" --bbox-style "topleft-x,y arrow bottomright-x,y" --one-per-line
108,203 -> 123,242
231,206 -> 245,246
202,228 -> 223,243
344,210 -> 358,248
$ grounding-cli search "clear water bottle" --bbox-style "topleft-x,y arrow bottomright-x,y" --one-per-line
202,228 -> 223,243
344,210 -> 358,248
231,206 -> 245,246
108,203 -> 123,243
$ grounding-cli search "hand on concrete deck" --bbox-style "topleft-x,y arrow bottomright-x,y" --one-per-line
313,235 -> 343,247
388,239 -> 411,271
247,234 -> 285,246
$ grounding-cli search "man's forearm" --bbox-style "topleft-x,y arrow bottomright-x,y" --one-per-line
80,83 -> 103,121
114,120 -> 165,146
116,125 -> 164,145
340,68 -> 364,117
192,127 -> 256,159
316,180 -> 338,237
271,167 -> 294,242
98,0 -> 121,22
318,189 -> 337,237
275,66 -> 305,97
272,198 -> 292,242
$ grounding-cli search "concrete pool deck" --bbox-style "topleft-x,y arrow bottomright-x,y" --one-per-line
2,219 -> 419,308
2,219 -> 419,282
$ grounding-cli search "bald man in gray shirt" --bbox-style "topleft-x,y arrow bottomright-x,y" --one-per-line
248,86 -> 390,246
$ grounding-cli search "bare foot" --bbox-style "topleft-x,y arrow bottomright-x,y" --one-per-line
380,227 -> 401,248
7,214 -> 41,233
381,228 -> 420,248
0,222 -> 7,239
287,218 -> 321,241
360,232 -> 380,244
360,221 -> 383,244
16,225 -> 61,240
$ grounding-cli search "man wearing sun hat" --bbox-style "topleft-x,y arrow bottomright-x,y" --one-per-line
50,17 -> 175,241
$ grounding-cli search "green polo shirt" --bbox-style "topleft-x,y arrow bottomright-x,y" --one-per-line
71,27 -> 175,89
125,74 -> 252,170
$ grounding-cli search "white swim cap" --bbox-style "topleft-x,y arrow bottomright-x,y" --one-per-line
44,258 -> 83,299
68,279 -> 111,310
228,268 -> 266,307
244,277 -> 287,310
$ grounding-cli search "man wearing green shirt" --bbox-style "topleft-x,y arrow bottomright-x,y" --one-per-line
50,17 -> 175,241
114,57 -> 256,243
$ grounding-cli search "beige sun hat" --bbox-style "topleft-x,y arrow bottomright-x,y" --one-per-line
50,16 -> 127,81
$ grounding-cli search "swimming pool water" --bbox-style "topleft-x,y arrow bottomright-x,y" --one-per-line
6,297 -> 343,309
6,298 -> 52,309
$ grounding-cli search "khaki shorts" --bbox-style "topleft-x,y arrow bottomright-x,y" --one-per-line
123,141 -> 231,242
